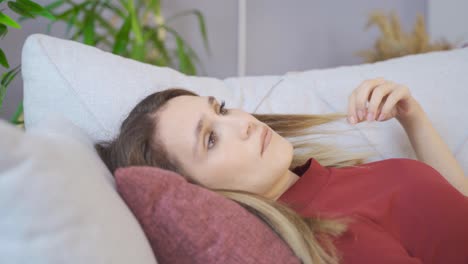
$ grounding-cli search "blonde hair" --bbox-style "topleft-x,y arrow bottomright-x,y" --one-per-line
95,89 -> 376,264
213,113 -> 373,264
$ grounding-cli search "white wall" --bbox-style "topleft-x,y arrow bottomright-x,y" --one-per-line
165,0 -> 427,76
428,0 -> 468,45
244,0 -> 426,75
0,0 -> 427,119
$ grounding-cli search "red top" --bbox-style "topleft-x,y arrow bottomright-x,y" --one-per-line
278,158 -> 468,264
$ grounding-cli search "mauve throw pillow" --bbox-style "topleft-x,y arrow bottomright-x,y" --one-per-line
115,166 -> 301,264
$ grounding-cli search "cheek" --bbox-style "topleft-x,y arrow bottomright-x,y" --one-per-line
195,167 -> 235,190
216,143 -> 256,166
198,157 -> 248,187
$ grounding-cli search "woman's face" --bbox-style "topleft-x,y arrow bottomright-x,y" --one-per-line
156,95 -> 296,198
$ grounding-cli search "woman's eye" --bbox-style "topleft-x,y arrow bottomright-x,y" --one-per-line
219,100 -> 228,115
207,100 -> 227,150
207,131 -> 217,149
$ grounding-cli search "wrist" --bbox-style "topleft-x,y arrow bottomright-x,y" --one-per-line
396,97 -> 425,125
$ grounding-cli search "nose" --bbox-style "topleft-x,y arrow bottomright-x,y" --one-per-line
220,109 -> 256,140
241,120 -> 255,140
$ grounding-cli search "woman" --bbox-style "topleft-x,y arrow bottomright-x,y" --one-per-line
95,78 -> 468,264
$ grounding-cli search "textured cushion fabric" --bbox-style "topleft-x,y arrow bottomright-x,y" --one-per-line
0,116 -> 157,264
115,165 -> 301,264
21,34 -> 468,173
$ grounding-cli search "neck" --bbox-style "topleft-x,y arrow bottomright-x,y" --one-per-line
267,170 -> 300,201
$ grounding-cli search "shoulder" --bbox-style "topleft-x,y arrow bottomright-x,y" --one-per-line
327,157 -> 464,203
351,158 -> 443,183
334,158 -> 468,263
364,158 -> 453,188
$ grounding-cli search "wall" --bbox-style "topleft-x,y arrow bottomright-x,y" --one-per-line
428,0 -> 468,45
0,0 -> 426,119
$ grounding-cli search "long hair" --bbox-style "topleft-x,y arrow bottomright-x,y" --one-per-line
95,88 -> 375,264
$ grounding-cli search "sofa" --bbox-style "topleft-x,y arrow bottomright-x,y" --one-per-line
1,33 -> 467,263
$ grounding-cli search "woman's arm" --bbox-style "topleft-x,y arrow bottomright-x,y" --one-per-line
396,98 -> 468,196
347,78 -> 468,196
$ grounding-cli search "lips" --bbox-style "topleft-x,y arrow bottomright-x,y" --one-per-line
260,126 -> 272,156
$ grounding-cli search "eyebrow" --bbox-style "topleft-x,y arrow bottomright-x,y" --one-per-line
193,96 -> 216,158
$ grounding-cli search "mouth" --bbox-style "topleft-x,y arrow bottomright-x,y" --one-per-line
260,126 -> 272,156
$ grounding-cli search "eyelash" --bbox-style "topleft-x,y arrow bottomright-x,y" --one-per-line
219,100 -> 228,115
207,100 -> 228,150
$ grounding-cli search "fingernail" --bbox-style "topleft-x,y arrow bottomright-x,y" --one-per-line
367,112 -> 374,121
378,113 -> 385,121
349,116 -> 356,124
357,110 -> 363,121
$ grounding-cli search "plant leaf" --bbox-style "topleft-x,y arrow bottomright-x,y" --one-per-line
16,0 -> 44,13
130,5 -> 146,61
0,48 -> 9,68
0,64 -> 20,85
18,0 -> 64,23
54,1 -> 89,20
94,34 -> 110,47
65,8 -> 79,36
7,1 -> 36,19
0,10 -> 21,28
0,65 -> 21,108
148,27 -> 171,65
168,9 -> 209,53
148,0 -> 161,17
176,36 -> 195,75
10,100 -> 23,124
101,1 -> 126,19
0,23 -> 8,39
186,45 -> 206,75
0,84 -> 6,109
45,20 -> 55,34
16,0 -> 56,20
83,9 -> 95,45
191,9 -> 209,53
44,0 -> 65,11
161,24 -> 200,74
131,42 -> 145,61
127,0 -> 142,41
112,15 -> 132,55
71,27 -> 83,41
94,12 -> 116,36
176,36 -> 186,69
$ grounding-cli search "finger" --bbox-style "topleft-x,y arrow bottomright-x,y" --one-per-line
378,85 -> 408,120
374,94 -> 389,121
366,83 -> 395,121
347,93 -> 358,124
354,78 -> 386,121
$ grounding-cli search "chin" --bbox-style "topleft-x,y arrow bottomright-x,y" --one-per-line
285,142 -> 295,165
271,137 -> 294,168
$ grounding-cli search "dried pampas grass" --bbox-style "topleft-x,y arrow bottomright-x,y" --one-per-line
357,11 -> 454,63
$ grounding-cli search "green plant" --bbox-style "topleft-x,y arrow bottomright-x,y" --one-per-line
1,0 -> 56,126
1,0 -> 209,126
34,0 -> 209,74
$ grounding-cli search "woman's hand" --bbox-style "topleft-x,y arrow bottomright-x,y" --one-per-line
347,77 -> 422,125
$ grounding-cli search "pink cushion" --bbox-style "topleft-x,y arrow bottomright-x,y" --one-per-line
115,166 -> 301,264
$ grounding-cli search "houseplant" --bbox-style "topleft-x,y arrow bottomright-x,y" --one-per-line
1,0 -> 56,126
1,0 -> 209,127
357,11 -> 454,63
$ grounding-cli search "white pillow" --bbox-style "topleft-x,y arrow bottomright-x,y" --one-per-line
21,34 -> 468,173
0,116 -> 157,264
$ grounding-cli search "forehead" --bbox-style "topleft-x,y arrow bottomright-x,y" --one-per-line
165,95 -> 206,110
156,95 -> 210,158
158,95 -> 207,130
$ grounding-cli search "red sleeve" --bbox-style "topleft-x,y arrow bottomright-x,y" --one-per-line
397,159 -> 468,264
